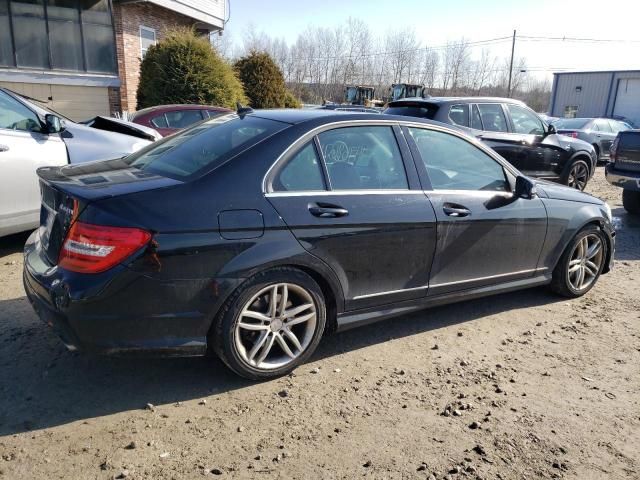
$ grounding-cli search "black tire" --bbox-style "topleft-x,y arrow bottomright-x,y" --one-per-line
550,225 -> 607,298
622,189 -> 640,215
561,158 -> 590,191
211,267 -> 327,380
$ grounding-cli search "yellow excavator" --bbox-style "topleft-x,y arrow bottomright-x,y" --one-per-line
344,86 -> 385,108
390,83 -> 426,101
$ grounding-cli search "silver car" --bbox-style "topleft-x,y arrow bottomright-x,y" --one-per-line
553,117 -> 632,162
0,88 -> 159,237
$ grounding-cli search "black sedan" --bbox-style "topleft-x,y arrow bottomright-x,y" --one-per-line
24,109 -> 615,380
385,97 -> 598,190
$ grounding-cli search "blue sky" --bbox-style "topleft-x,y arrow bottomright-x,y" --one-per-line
223,0 -> 640,78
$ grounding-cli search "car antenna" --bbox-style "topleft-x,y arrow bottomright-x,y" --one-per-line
236,102 -> 253,118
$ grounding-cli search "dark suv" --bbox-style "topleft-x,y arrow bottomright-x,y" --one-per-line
605,130 -> 640,213
385,97 -> 597,190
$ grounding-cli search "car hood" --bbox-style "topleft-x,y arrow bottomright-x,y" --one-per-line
61,122 -> 152,164
82,116 -> 162,141
535,180 -> 603,205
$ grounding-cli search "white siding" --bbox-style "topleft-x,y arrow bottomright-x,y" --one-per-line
0,81 -> 109,121
148,0 -> 225,29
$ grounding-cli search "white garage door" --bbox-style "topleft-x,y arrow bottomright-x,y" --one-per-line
613,78 -> 640,126
0,82 -> 110,122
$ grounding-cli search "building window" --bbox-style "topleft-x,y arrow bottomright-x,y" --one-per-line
140,26 -> 156,58
564,105 -> 579,118
0,0 -> 116,73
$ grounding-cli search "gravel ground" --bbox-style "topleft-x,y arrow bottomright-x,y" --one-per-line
0,167 -> 639,480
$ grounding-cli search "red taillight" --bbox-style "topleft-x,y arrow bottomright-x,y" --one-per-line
560,131 -> 579,138
58,222 -> 151,273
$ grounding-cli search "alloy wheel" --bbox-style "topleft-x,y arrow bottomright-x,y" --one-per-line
234,283 -> 317,370
567,162 -> 589,191
567,234 -> 603,292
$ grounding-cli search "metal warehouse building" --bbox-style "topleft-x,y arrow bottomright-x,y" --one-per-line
549,70 -> 640,126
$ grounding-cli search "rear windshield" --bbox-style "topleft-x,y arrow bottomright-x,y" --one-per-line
384,103 -> 439,119
553,118 -> 590,129
124,114 -> 288,180
620,132 -> 640,150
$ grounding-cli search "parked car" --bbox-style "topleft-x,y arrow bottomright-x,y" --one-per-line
385,97 -> 597,190
131,104 -> 231,136
553,117 -> 632,162
0,88 -> 157,238
605,129 -> 640,214
23,109 -> 614,380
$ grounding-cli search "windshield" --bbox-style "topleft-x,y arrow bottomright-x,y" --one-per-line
124,113 -> 288,180
384,103 -> 439,120
345,87 -> 358,103
392,85 -> 405,101
554,118 -> 590,129
4,89 -> 72,121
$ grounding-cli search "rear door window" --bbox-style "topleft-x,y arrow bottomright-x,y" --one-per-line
126,114 -> 288,180
448,104 -> 469,127
317,126 -> 408,190
384,103 -> 439,120
594,119 -> 612,133
165,109 -> 204,129
476,104 -> 508,132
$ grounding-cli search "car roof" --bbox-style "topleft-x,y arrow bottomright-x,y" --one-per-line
133,104 -> 231,118
247,108 -> 468,133
388,96 -> 527,106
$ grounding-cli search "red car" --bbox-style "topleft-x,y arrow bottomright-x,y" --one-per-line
131,104 -> 231,137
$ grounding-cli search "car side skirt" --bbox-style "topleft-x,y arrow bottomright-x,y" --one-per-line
336,273 -> 552,332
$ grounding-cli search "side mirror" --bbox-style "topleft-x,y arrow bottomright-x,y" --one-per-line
546,123 -> 556,135
515,175 -> 537,199
45,114 -> 65,134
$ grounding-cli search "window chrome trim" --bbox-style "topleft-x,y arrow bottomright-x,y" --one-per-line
353,285 -> 427,300
350,267 -> 548,300
429,267 -> 547,288
265,190 -> 426,198
261,119 -> 514,195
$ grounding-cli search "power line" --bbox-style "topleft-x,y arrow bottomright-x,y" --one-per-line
518,35 -> 640,44
287,36 -> 512,62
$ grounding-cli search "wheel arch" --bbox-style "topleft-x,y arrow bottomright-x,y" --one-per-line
550,217 -> 611,274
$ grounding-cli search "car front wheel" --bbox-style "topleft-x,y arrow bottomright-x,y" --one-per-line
212,268 -> 326,380
550,225 -> 607,298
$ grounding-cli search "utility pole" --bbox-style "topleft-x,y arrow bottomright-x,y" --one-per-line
507,29 -> 516,97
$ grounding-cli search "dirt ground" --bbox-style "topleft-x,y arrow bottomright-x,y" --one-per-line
0,167 -> 638,480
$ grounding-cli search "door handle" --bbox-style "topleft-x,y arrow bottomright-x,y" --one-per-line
308,203 -> 349,218
0,144 -> 9,152
443,203 -> 471,217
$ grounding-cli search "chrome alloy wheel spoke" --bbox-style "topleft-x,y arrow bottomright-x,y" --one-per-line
567,234 -> 603,291
234,283 -> 317,370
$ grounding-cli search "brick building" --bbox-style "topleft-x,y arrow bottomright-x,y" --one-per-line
0,0 -> 225,120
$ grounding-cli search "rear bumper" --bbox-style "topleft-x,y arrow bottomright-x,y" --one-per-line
605,163 -> 640,191
23,230 -> 243,356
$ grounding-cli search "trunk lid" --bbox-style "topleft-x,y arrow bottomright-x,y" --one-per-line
37,158 -> 181,265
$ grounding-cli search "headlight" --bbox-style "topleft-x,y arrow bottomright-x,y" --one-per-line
603,202 -> 612,221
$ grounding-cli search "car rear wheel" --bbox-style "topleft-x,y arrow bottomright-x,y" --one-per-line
211,268 -> 326,380
563,159 -> 590,191
550,225 -> 606,298
622,189 -> 640,215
